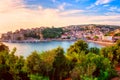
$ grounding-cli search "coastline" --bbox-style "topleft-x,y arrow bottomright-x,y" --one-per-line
87,40 -> 115,46
1,39 -> 116,47
0,39 -> 76,43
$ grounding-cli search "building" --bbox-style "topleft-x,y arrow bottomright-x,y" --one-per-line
102,36 -> 113,42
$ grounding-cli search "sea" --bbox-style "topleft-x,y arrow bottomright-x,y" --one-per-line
3,41 -> 104,58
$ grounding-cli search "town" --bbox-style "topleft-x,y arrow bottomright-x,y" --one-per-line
1,24 -> 120,43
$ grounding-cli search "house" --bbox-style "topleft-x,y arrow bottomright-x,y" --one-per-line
61,34 -> 68,39
102,36 -> 113,42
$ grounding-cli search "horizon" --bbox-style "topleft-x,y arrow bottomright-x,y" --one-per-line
1,23 -> 120,34
0,0 -> 120,33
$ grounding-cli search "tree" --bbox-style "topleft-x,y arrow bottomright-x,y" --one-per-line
0,42 -> 9,52
100,40 -> 120,66
0,43 -> 27,80
52,47 -> 67,80
29,74 -> 49,80
93,36 -> 99,41
67,40 -> 88,55
25,51 -> 43,74
116,39 -> 120,46
70,53 -> 114,80
114,33 -> 120,36
0,40 -> 119,80
40,47 -> 70,80
24,31 -> 40,39
89,47 -> 100,54
42,28 -> 63,39
0,51 -> 13,80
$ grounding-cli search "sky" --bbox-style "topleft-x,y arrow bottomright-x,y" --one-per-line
0,0 -> 120,33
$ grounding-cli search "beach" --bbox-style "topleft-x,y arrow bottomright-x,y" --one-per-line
87,40 -> 115,46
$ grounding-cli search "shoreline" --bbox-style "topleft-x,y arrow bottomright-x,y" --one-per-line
1,39 -> 115,47
1,39 -> 76,43
87,40 -> 115,46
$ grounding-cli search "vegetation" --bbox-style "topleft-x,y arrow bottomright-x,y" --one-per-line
24,31 -> 40,39
93,36 -> 99,40
0,40 -> 120,80
42,28 -> 63,39
100,40 -> 120,66
114,33 -> 120,36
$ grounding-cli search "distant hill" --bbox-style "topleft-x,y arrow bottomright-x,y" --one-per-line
66,24 -> 120,28
64,24 -> 120,31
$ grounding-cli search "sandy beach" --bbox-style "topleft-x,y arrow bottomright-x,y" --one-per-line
87,40 -> 115,46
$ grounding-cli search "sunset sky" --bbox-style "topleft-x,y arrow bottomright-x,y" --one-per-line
0,0 -> 120,33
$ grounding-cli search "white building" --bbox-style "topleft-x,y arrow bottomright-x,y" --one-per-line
102,36 -> 113,42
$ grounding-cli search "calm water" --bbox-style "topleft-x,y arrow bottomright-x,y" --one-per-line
3,41 -> 103,57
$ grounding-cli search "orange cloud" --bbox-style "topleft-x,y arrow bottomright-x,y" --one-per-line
0,0 -> 119,33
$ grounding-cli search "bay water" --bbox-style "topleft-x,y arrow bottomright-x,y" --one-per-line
3,41 -> 103,57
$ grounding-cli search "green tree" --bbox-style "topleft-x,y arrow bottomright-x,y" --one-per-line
52,47 -> 67,80
40,47 -> 70,80
0,40 -> 119,80
67,40 -> 88,55
89,47 -> 100,54
114,33 -> 120,36
100,40 -> 120,66
116,39 -> 120,46
29,74 -> 49,80
0,42 -> 9,52
0,51 -> 13,80
93,36 -> 99,40
70,53 -> 114,80
42,28 -> 63,39
24,30 -> 40,39
0,43 -> 27,80
25,51 -> 43,74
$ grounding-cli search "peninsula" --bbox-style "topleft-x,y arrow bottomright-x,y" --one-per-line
1,24 -> 120,44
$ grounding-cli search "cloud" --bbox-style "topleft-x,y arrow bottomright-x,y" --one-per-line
109,6 -> 120,12
105,12 -> 120,16
109,6 -> 117,11
95,0 -> 113,5
86,4 -> 95,9
87,0 -> 113,9
60,10 -> 84,16
0,0 -> 120,33
58,2 -> 67,10
0,0 -> 24,13
103,4 -> 109,7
